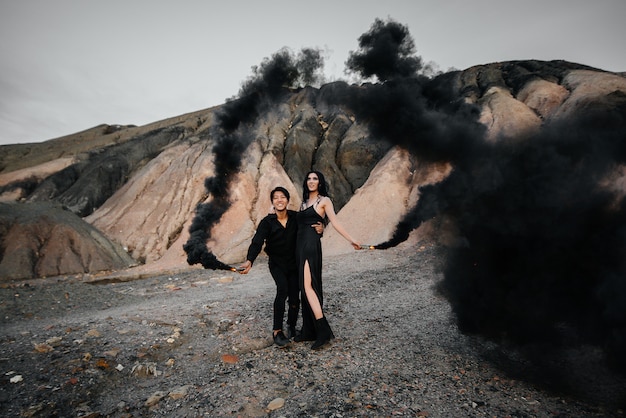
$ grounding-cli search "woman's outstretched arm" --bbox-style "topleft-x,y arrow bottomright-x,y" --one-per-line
321,197 -> 361,250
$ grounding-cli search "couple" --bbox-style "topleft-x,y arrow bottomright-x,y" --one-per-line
239,171 -> 361,350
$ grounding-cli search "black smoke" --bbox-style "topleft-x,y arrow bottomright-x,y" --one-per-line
332,18 -> 626,378
183,48 -> 324,269
345,18 -> 423,82
437,111 -> 626,372
340,19 -> 487,165
184,15 -> 626,390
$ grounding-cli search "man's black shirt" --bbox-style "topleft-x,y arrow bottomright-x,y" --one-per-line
246,210 -> 298,267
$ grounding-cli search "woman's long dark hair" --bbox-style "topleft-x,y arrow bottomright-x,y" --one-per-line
302,170 -> 329,202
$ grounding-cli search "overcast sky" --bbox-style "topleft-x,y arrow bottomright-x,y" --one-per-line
1,0 -> 625,146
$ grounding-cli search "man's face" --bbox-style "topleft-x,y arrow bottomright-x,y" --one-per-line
272,191 -> 289,211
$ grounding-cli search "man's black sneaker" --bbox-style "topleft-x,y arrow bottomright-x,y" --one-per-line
273,331 -> 290,347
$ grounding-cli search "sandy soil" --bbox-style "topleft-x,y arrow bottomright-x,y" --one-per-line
1,243 -> 625,417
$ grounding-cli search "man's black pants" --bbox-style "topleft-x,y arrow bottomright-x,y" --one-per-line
268,261 -> 300,331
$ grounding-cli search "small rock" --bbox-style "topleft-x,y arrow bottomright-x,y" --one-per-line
96,358 -> 110,369
169,385 -> 192,400
45,336 -> 63,346
145,391 -> 167,407
221,354 -> 239,364
9,375 -> 23,383
267,397 -> 285,411
132,362 -> 160,377
86,329 -> 101,338
33,343 -> 54,353
217,319 -> 233,333
103,348 -> 120,358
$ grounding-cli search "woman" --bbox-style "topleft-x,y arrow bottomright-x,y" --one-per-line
296,170 -> 361,349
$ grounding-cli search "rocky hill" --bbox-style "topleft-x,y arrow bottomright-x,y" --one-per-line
1,60 -> 624,281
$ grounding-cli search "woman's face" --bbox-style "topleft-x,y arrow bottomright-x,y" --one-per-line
306,173 -> 320,192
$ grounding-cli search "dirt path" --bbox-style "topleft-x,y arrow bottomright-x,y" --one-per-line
1,243 -> 624,417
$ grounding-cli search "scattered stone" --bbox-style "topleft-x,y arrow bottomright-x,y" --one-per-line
33,343 -> 54,353
217,319 -> 233,333
103,348 -> 120,357
168,385 -> 192,400
145,391 -> 167,407
95,358 -> 110,369
267,397 -> 285,411
131,362 -> 160,377
221,354 -> 239,364
86,329 -> 101,338
1,245 -> 624,417
45,336 -> 62,346
9,375 -> 23,383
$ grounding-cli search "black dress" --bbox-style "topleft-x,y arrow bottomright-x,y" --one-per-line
296,203 -> 324,339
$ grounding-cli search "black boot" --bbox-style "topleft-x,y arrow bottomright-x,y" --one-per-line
295,314 -> 316,341
311,317 -> 334,350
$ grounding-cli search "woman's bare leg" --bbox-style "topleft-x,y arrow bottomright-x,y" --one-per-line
303,260 -> 323,320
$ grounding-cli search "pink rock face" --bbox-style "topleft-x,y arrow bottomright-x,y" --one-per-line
85,140 -> 216,265
321,147 -> 452,256
478,86 -> 543,141
517,78 -> 569,120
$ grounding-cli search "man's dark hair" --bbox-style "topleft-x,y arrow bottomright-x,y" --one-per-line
270,186 -> 290,201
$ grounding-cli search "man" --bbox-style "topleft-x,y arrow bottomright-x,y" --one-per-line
239,186 -> 323,347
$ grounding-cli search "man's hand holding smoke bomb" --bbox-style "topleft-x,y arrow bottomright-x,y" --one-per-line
237,260 -> 252,274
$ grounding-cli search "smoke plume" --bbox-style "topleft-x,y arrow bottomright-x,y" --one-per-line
436,112 -> 626,373
183,48 -> 324,269
184,15 -> 626,384
345,18 -> 424,82
333,18 -> 626,375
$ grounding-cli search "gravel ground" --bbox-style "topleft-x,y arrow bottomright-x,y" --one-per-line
1,243 -> 625,417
